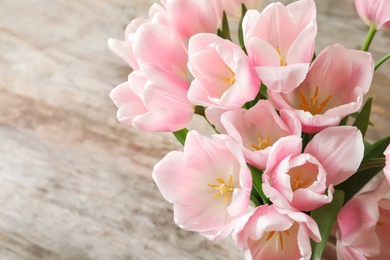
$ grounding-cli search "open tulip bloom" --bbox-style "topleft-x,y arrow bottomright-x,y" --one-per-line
108,0 -> 390,259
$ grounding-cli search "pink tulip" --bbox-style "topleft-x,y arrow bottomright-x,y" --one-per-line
187,33 -> 261,109
107,4 -> 172,71
152,131 -> 252,240
161,0 -> 223,39
221,0 -> 262,20
207,100 -> 301,169
355,0 -> 390,30
385,144 -> 390,185
242,0 -> 317,93
108,18 -> 146,70
269,44 -> 375,133
337,178 -> 390,259
263,126 -> 364,212
233,204 -> 321,260
110,68 -> 194,132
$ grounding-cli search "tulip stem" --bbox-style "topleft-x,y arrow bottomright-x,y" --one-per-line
361,26 -> 377,52
194,106 -> 205,117
375,53 -> 390,71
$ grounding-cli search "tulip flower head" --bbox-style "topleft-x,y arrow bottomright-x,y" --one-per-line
263,126 -> 364,211
355,0 -> 390,30
206,100 -> 301,169
269,44 -> 374,133
337,178 -> 390,259
242,0 -> 317,93
187,33 -> 261,109
152,131 -> 252,240
233,205 -> 321,260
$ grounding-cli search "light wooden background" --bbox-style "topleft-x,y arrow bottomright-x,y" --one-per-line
0,0 -> 389,259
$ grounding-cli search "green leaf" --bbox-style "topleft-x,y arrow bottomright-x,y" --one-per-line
243,83 -> 267,109
336,166 -> 383,202
173,128 -> 189,146
238,3 -> 248,53
336,136 -> 390,202
339,115 -> 348,126
349,112 -> 374,126
352,97 -> 372,138
302,132 -> 315,151
247,164 -> 270,205
217,11 -> 231,41
364,135 -> 390,158
310,190 -> 344,260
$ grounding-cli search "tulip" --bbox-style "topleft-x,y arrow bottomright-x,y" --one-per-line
355,0 -> 390,30
206,100 -> 301,169
337,178 -> 390,259
263,126 -> 364,212
187,33 -> 260,109
242,0 -> 317,93
110,68 -> 193,132
233,204 -> 321,260
152,131 -> 252,240
269,44 -> 374,133
107,4 -> 172,71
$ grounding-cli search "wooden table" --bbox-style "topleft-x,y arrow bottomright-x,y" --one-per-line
0,0 -> 389,259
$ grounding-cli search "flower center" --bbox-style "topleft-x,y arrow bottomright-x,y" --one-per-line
220,65 -> 236,85
276,45 -> 287,66
298,86 -> 332,115
289,170 -> 315,192
251,134 -> 271,151
266,230 -> 290,250
207,175 -> 234,202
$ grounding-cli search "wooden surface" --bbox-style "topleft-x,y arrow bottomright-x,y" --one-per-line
0,0 -> 389,259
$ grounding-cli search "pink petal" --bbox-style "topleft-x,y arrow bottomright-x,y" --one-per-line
305,126 -> 364,185
266,135 -> 302,171
286,23 -> 317,64
287,0 -> 317,30
255,63 -> 310,93
384,144 -> 390,185
133,23 -> 188,78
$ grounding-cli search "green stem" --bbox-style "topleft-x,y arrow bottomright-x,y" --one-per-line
361,26 -> 377,52
375,53 -> 390,71
194,106 -> 205,117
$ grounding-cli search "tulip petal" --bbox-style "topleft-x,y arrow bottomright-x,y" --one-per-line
305,126 -> 364,185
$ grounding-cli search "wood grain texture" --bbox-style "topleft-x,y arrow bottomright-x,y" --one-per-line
0,0 -> 389,259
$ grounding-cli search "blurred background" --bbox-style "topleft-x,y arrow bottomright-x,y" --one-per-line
0,0 -> 389,259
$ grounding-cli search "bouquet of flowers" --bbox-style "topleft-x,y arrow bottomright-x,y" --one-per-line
108,0 -> 390,259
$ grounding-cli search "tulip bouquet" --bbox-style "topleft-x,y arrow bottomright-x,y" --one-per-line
108,0 -> 390,259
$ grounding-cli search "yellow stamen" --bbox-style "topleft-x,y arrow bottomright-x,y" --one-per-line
279,233 -> 284,250
220,65 -> 236,85
250,134 -> 271,151
291,171 -> 315,191
298,86 -> 332,115
265,230 -> 290,250
276,45 -> 287,66
207,175 -> 234,202
266,231 -> 275,241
